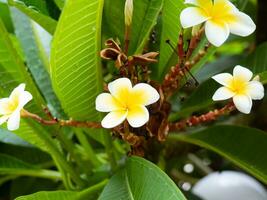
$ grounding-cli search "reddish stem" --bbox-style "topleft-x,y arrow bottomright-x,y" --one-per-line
169,102 -> 236,131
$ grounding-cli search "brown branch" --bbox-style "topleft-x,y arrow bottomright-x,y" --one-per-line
169,102 -> 236,131
21,110 -> 102,128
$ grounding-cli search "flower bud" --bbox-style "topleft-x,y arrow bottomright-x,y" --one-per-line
124,0 -> 133,27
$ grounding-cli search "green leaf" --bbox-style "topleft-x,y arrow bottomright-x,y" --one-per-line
169,125 -> 267,184
169,79 -> 217,121
16,191 -> 77,200
102,0 -> 124,42
16,179 -> 108,200
0,153 -> 60,180
99,156 -> 187,200
8,0 -> 58,34
245,42 -> 267,83
0,142 -> 51,165
131,0 -> 163,54
157,0 -> 184,80
54,0 -> 65,10
10,8 -> 64,118
50,0 -> 104,121
0,1 -> 14,32
103,0 -> 163,55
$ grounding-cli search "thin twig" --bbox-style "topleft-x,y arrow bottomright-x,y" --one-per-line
169,102 -> 236,131
21,110 -> 102,128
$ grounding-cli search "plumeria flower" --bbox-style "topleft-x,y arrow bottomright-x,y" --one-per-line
0,84 -> 32,131
180,0 -> 256,47
96,78 -> 160,128
212,66 -> 264,114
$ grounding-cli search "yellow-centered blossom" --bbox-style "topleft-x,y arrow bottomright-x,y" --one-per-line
96,78 -> 160,128
180,0 -> 256,47
212,66 -> 264,114
0,84 -> 32,131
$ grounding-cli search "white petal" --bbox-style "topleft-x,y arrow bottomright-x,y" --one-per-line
212,87 -> 235,101
212,73 -> 233,86
18,91 -> 32,109
7,111 -> 21,131
233,95 -> 252,114
180,7 -> 209,28
131,83 -> 160,106
10,83 -> 26,98
108,78 -> 132,100
247,81 -> 265,100
0,115 -> 9,125
0,98 -> 11,115
101,110 -> 127,129
95,93 -> 121,112
228,12 -> 256,37
127,105 -> 149,128
233,65 -> 253,82
205,20 -> 230,47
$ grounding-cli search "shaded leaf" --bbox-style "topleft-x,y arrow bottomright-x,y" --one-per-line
8,0 -> 58,34
99,156 -> 186,200
170,125 -> 267,184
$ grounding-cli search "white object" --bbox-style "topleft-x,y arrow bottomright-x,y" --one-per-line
192,171 -> 267,200
212,65 -> 264,114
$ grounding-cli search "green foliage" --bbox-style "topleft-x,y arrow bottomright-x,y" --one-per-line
50,0 -> 104,121
99,156 -> 187,200
10,8 -> 64,117
246,42 -> 267,83
157,0 -> 184,79
170,125 -> 267,184
0,153 -> 60,180
8,0 -> 58,34
0,0 -> 266,199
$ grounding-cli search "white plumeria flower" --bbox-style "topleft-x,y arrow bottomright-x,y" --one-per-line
0,84 -> 32,131
96,78 -> 160,129
180,0 -> 256,47
212,65 -> 264,114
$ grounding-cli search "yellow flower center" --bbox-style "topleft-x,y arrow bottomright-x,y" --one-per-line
228,77 -> 248,95
201,1 -> 237,24
5,94 -> 20,114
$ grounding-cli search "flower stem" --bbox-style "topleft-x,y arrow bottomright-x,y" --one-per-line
169,102 -> 236,131
21,110 -> 102,128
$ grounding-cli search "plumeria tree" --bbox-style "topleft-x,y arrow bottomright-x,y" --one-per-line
0,0 -> 266,199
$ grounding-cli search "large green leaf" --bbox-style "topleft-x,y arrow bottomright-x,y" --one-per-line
169,125 -> 267,184
10,8 -> 64,118
16,179 -> 108,200
99,156 -> 186,200
0,153 -> 60,180
50,0 -> 104,121
8,0 -> 58,34
157,0 -> 184,80
246,42 -> 267,83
